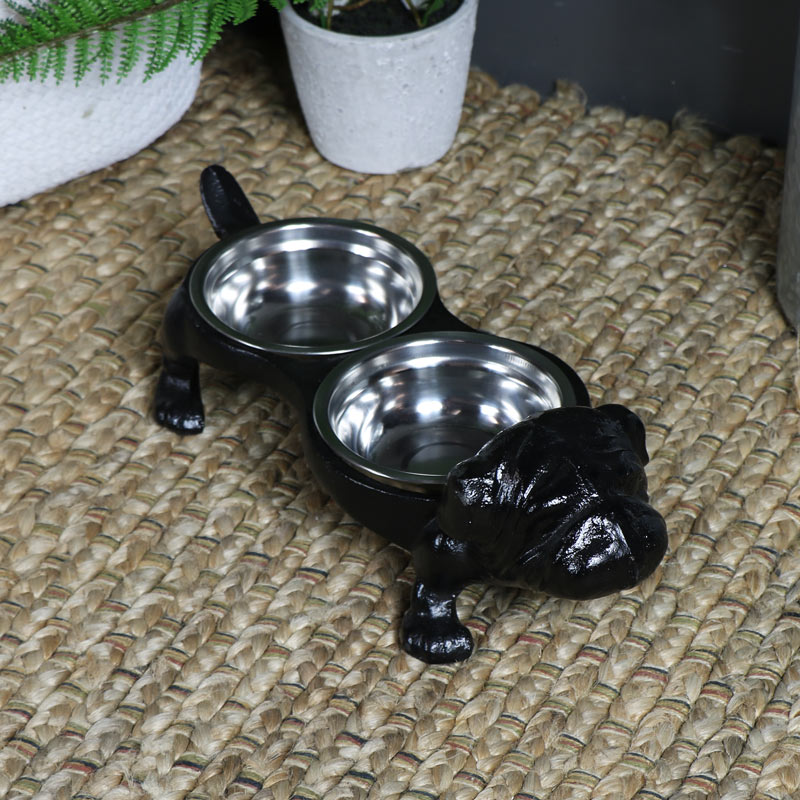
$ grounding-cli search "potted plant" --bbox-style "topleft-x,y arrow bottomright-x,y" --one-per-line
0,0 -> 257,205
0,0 -> 477,205
276,0 -> 479,173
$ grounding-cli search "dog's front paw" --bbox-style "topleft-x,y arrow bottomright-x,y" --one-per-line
154,367 -> 205,434
401,610 -> 473,664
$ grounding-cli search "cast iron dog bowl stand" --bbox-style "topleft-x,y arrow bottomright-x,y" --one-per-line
154,166 -> 668,663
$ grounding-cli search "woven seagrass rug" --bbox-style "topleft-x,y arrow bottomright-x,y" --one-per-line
0,28 -> 797,800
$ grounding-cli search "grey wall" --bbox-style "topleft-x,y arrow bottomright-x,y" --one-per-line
472,0 -> 800,145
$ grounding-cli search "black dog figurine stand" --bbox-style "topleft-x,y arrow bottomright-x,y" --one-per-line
401,404 -> 668,662
154,166 -> 668,664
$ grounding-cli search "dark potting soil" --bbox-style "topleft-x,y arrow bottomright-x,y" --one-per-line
295,0 -> 464,36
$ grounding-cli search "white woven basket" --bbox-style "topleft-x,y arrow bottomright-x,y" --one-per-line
0,3 -> 202,206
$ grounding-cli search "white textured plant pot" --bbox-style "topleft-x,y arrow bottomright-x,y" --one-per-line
280,0 -> 479,174
0,5 -> 202,206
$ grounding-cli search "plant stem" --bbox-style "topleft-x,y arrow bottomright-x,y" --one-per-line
339,0 -> 373,12
325,0 -> 335,29
406,1 -> 423,28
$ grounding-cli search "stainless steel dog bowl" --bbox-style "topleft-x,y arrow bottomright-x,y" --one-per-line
313,332 -> 582,492
189,219 -> 437,355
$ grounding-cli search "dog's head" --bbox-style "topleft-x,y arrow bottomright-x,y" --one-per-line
438,404 -> 668,599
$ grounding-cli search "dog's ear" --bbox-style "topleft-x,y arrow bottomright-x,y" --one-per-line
597,404 -> 649,466
540,498 -> 668,599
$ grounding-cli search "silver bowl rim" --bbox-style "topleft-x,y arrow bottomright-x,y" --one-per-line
312,331 -> 583,492
188,217 -> 438,356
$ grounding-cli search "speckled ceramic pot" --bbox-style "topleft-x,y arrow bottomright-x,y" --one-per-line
280,0 -> 478,174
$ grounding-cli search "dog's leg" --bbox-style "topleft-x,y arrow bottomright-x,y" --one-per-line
154,285 -> 205,434
401,522 -> 483,663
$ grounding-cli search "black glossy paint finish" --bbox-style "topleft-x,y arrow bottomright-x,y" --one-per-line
201,164 -> 261,239
403,404 -> 668,662
154,166 -> 667,664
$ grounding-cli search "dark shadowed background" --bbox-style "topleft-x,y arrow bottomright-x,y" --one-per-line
471,0 -> 800,144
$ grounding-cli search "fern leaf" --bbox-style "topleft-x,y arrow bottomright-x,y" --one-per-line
181,0 -> 211,60
174,0 -> 195,51
96,27 -> 115,80
0,4 -> 41,51
70,0 -> 107,30
0,26 -> 25,54
205,0 -> 234,35
7,0 -> 55,20
24,45 -> 39,78
142,9 -> 165,78
420,0 -> 444,26
23,12 -> 60,44
198,0 -> 234,56
38,41 -> 58,79
3,0 -> 38,21
143,8 -> 181,79
232,0 -> 256,24
81,0 -> 113,24
53,41 -> 68,81
230,0 -> 246,23
156,5 -> 184,70
72,31 -> 91,82
10,52 -> 24,80
0,0 -> 261,84
48,2 -> 84,37
117,17 -> 144,78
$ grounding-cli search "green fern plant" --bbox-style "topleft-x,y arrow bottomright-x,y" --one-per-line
0,0 -> 258,83
0,0 -> 448,85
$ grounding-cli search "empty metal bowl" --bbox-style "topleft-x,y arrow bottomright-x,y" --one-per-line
313,332 -> 583,492
189,219 -> 437,355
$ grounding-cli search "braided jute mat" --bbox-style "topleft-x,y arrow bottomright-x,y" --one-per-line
0,28 -> 798,800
